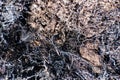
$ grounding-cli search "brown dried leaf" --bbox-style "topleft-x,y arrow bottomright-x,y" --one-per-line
80,47 -> 101,66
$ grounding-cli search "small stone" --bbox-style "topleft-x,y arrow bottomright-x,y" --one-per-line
92,66 -> 102,73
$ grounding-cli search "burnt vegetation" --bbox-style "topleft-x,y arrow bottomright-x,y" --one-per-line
0,0 -> 120,80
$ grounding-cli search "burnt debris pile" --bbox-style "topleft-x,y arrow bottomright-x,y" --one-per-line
0,0 -> 120,80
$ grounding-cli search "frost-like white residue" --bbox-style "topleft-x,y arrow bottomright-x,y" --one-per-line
1,1 -> 22,28
3,4 -> 16,23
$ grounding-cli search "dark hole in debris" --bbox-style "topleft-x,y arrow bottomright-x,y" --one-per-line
104,54 -> 110,63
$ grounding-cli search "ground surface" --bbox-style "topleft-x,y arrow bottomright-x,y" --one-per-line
0,0 -> 120,80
